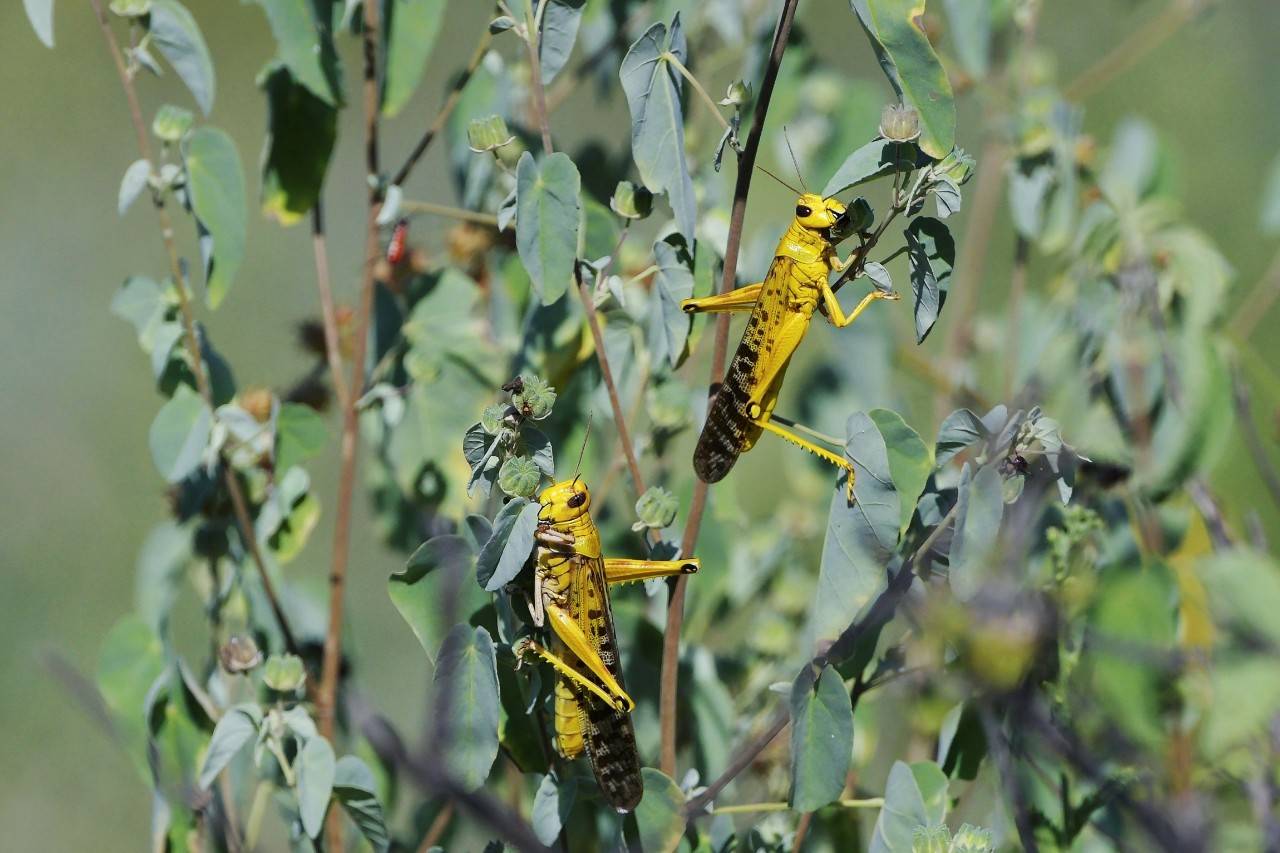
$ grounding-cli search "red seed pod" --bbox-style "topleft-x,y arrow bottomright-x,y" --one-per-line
387,218 -> 409,265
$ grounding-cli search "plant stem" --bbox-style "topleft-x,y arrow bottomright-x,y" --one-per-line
400,200 -> 500,227
311,203 -> 349,410
320,5 -> 384,849
415,801 -> 455,853
392,28 -> 493,188
1230,246 -> 1280,341
524,0 -> 555,154
1064,0 -> 1204,101
662,0 -> 801,777
88,0 -> 300,656
1005,235 -> 1031,399
1231,367 -> 1280,511
710,798 -> 884,816
664,53 -> 731,133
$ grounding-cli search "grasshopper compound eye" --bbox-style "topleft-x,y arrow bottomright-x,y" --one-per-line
568,491 -> 587,508
795,204 -> 812,217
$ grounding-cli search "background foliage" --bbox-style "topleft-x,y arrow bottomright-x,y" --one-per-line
6,0 -> 1280,850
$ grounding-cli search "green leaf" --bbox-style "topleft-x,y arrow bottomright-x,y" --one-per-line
649,233 -> 695,368
538,0 -> 586,84
257,466 -> 320,563
1089,567 -> 1175,748
531,774 -> 576,846
935,408 -> 986,468
870,760 -> 950,853
183,127 -> 247,309
149,0 -> 216,115
23,0 -> 54,47
789,665 -> 853,811
382,0 -> 445,116
1202,657 -> 1280,757
1199,550 -> 1280,648
476,498 -> 540,591
252,0 -> 342,105
333,756 -> 392,853
118,159 -> 152,215
948,464 -> 1003,601
904,216 -> 954,343
810,412 -> 901,651
260,64 -> 338,225
522,427 -> 554,478
1261,150 -> 1280,236
275,402 -> 327,473
941,0 -> 989,78
134,521 -> 191,635
403,268 -> 484,379
390,535 -> 484,662
296,734 -> 336,838
98,616 -> 166,782
149,384 -> 212,483
869,408 -> 931,535
822,138 -> 928,197
198,704 -> 262,789
851,0 -> 956,159
620,15 -> 696,241
431,625 -> 501,790
111,275 -> 171,352
935,703 -> 985,780
635,768 -> 686,852
516,152 -> 581,305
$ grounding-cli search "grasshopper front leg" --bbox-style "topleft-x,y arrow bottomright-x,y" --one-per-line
513,638 -> 625,712
819,280 -> 900,329
543,601 -> 634,712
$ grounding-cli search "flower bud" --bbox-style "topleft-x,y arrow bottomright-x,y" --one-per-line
718,80 -> 752,107
219,635 -> 263,674
937,146 -> 976,185
239,387 -> 274,424
467,115 -> 515,153
498,455 -> 541,498
262,653 -> 306,693
633,486 -> 679,532
152,104 -> 194,143
879,104 -> 920,142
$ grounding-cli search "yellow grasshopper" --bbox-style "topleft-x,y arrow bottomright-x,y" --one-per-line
682,191 -> 900,498
514,477 -> 699,812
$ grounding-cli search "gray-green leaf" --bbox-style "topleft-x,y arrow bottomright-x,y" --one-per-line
24,0 -> 54,47
620,15 -> 696,241
516,152 -> 581,305
183,127 -> 247,308
382,0 -> 445,116
275,402 -> 327,474
333,756 -> 391,852
869,408 -> 931,535
198,704 -> 262,790
531,774 -> 576,846
296,735 -> 336,838
649,233 -> 695,368
431,625 -> 501,790
1261,150 -> 1280,236
870,760 -> 949,853
538,0 -> 585,84
822,138 -> 928,197
149,384 -> 212,483
477,498 -> 540,591
904,216 -> 953,343
390,535 -> 485,663
119,159 -> 152,215
948,464 -> 1004,601
252,0 -> 342,105
789,665 -> 853,811
150,0 -> 216,114
635,768 -> 686,852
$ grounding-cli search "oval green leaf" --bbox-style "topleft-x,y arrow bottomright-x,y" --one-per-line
635,768 -> 686,852
252,0 -> 342,105
296,734 -> 336,838
948,464 -> 1004,602
183,127 -> 247,309
333,755 -> 392,852
390,535 -> 485,662
198,704 -> 262,790
869,408 -> 931,535
789,665 -> 854,812
150,0 -> 216,115
149,384 -> 212,483
382,0 -> 445,116
23,0 -> 54,47
431,625 -> 500,791
516,152 -> 581,305
477,498 -> 540,591
904,216 -> 954,343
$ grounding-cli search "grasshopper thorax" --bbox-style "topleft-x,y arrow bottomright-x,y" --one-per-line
538,478 -> 592,522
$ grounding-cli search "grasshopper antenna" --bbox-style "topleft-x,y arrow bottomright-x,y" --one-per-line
572,412 -> 594,487
754,164 -> 802,195
782,126 -> 808,192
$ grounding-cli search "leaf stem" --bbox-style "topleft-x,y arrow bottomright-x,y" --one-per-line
88,0 -> 300,657
710,798 -> 883,815
400,200 -> 500,226
1064,0 -> 1203,101
662,0 -> 802,777
391,27 -> 493,188
663,53 -> 732,134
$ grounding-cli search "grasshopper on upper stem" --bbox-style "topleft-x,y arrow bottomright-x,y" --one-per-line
683,192 -> 900,500
513,477 -> 698,813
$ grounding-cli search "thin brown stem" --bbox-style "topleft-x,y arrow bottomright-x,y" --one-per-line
88,0 -> 299,655
1064,0 -> 1203,101
1005,235 -> 1030,399
792,811 -> 814,849
415,801 -> 455,853
319,4 -> 384,849
524,0 -> 555,154
1230,247 -> 1280,341
661,0 -> 802,777
392,29 -> 493,187
1231,367 -> 1280,511
311,204 -> 349,410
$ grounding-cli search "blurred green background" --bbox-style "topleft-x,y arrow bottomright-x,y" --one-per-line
2,0 -> 1278,847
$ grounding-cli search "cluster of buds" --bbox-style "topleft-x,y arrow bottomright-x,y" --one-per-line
466,375 -> 558,499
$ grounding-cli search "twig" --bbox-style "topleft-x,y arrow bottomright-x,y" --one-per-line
1188,480 -> 1233,550
401,200 -> 500,227
662,0 -> 802,777
310,203 -> 349,410
1231,247 -> 1280,342
319,5 -> 384,849
391,29 -> 493,188
415,801 -> 455,853
88,0 -> 300,655
1005,235 -> 1031,399
1064,0 -> 1204,101
524,0 -> 555,154
979,703 -> 1041,853
710,798 -> 882,815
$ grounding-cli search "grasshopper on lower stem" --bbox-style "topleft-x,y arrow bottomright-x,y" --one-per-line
513,478 -> 698,813
683,191 -> 899,500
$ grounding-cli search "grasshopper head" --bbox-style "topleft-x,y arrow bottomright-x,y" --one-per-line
538,478 -> 591,522
793,193 -> 845,232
